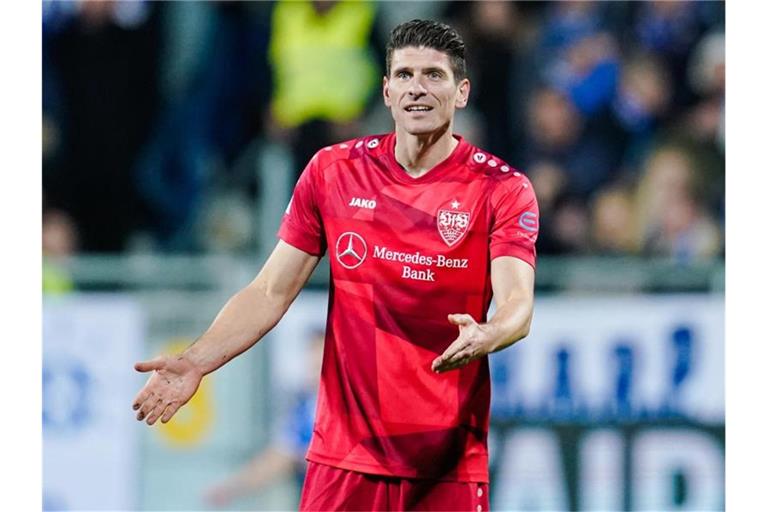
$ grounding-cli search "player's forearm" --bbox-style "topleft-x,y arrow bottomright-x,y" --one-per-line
182,280 -> 292,375
485,291 -> 534,353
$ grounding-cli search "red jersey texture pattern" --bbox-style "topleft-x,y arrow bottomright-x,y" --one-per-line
278,133 -> 538,483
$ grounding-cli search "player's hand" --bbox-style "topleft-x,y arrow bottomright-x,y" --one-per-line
432,313 -> 496,373
132,355 -> 203,425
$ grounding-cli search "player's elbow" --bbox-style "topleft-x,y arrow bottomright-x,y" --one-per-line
517,310 -> 534,340
248,277 -> 293,312
517,321 -> 531,341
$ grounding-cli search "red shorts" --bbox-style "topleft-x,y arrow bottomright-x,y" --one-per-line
299,461 -> 490,511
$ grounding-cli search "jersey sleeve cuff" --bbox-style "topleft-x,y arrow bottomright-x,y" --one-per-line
490,243 -> 536,269
277,221 -> 326,257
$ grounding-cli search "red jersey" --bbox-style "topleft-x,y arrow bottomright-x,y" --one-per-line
278,133 -> 538,483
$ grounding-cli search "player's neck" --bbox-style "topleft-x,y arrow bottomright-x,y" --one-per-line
393,126 -> 458,179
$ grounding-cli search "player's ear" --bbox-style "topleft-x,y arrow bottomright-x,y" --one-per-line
383,76 -> 392,107
455,78 -> 470,109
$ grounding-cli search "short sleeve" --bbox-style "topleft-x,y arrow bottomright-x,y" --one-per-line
277,156 -> 327,256
489,177 -> 539,268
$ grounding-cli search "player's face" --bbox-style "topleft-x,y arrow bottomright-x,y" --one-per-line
383,47 -> 470,136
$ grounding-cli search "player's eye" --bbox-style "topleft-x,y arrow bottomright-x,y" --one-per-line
429,71 -> 442,80
396,71 -> 411,79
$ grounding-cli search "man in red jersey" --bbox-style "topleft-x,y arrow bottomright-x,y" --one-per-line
133,19 -> 538,511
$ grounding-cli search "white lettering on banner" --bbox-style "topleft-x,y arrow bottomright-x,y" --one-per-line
490,425 -> 724,511
632,430 -> 724,511
402,266 -> 435,282
492,429 -> 569,511
348,197 -> 377,209
579,430 -> 624,511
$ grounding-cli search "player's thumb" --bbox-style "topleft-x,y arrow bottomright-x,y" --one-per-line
134,356 -> 165,373
448,313 -> 474,326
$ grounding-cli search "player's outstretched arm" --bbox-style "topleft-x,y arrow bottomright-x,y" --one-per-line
132,240 -> 320,425
432,256 -> 534,372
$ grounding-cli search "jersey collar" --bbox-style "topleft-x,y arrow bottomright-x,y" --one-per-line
382,133 -> 471,184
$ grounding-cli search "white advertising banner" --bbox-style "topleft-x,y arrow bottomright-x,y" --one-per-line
490,294 -> 724,422
487,294 -> 724,511
43,295 -> 144,511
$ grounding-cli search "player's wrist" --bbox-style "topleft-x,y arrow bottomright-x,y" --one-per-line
476,322 -> 500,353
179,346 -> 212,376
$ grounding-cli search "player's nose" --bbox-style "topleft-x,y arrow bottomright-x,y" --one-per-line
408,77 -> 428,97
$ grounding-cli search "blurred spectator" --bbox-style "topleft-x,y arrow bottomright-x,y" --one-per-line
595,51 -> 673,173
192,2 -> 274,168
684,30 -> 725,152
527,161 -> 567,255
528,160 -> 592,255
635,146 -> 721,262
590,185 -> 640,255
526,88 -> 581,156
537,1 -> 604,62
549,198 -> 592,255
267,0 -> 381,177
547,30 -> 620,117
445,1 -> 530,162
204,330 -> 325,509
42,208 -> 79,294
523,87 -> 620,201
529,161 -> 567,218
536,2 -> 621,118
43,0 -> 161,252
687,30 -> 725,100
133,2 -> 273,252
629,0 -> 722,112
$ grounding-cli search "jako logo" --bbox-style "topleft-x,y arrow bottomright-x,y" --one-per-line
349,197 -> 377,209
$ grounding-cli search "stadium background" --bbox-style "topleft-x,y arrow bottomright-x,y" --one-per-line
41,1 -> 725,510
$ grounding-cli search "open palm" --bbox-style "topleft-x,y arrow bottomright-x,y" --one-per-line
132,355 -> 203,425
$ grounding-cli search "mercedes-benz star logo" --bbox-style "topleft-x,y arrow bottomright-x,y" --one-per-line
335,232 -> 367,269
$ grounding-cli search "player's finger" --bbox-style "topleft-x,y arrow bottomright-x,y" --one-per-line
446,347 -> 475,366
132,388 -> 152,411
434,340 -> 479,371
160,401 -> 182,424
435,336 -> 466,363
436,350 -> 475,372
434,354 -> 462,372
137,394 -> 161,422
146,398 -> 167,425
432,343 -> 461,369
134,356 -> 165,373
439,358 -> 469,372
447,313 -> 475,326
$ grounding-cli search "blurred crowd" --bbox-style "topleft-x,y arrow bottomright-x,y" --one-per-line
42,0 -> 725,265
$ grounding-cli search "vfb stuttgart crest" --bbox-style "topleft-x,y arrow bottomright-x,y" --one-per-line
437,201 -> 471,246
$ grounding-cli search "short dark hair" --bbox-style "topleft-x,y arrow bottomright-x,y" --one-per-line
385,19 -> 467,82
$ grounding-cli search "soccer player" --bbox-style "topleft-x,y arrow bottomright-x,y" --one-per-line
133,19 -> 538,511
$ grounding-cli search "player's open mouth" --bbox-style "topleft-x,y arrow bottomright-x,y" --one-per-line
405,105 -> 433,112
